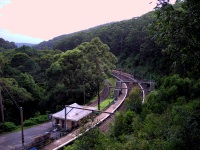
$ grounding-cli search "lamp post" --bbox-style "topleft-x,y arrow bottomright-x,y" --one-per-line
64,105 -> 67,130
83,79 -> 86,105
20,107 -> 24,147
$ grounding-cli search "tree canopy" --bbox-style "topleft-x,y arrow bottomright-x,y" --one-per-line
46,37 -> 117,109
1,1 -> 200,149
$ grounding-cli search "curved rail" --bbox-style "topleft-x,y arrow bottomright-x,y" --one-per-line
112,70 -> 146,103
44,72 -> 128,150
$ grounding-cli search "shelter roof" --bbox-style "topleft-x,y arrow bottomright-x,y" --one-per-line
52,103 -> 97,121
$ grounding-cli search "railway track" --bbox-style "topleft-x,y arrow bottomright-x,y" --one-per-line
112,70 -> 147,103
44,70 -> 144,150
99,70 -> 142,132
87,85 -> 110,107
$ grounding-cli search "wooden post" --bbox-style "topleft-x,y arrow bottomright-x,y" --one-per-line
97,82 -> 100,110
20,107 -> 24,147
83,81 -> 85,105
65,105 -> 67,130
1,83 -> 25,147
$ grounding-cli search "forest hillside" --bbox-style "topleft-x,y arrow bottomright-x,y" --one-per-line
0,1 -> 200,149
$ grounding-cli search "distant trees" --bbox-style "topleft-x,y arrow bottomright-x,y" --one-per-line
0,38 -> 17,49
0,3 -> 200,149
41,12 -> 164,79
64,2 -> 200,149
0,37 -> 117,123
0,53 -> 7,75
0,43 -> 60,123
33,0 -> 200,80
34,13 -> 154,64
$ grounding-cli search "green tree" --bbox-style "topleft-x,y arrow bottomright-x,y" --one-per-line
11,53 -> 30,68
0,38 -> 17,49
151,1 -> 200,78
68,128 -> 106,150
46,38 -> 117,109
16,73 -> 44,100
110,111 -> 136,138
15,45 -> 37,56
78,37 -> 117,109
125,87 -> 142,114
0,53 -> 7,75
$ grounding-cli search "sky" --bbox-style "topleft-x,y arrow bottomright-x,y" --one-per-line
0,0 -> 176,44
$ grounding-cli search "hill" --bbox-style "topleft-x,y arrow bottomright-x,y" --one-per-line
33,23 -> 117,50
34,12 -> 156,79
33,14 -> 152,57
1,1 -> 200,149
0,38 -> 17,49
15,43 -> 36,48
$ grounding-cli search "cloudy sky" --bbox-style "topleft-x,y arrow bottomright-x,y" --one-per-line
0,0 -> 175,44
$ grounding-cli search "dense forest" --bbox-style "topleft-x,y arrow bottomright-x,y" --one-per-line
0,37 -> 117,126
66,1 -> 200,149
0,0 -> 200,149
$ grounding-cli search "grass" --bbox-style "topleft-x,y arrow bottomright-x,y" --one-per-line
0,115 -> 49,135
105,77 -> 116,87
106,77 -> 116,98
96,98 -> 114,111
0,124 -> 35,135
92,77 -> 116,110
88,77 -> 116,103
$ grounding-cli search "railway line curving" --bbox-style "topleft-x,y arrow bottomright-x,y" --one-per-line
44,70 -> 145,150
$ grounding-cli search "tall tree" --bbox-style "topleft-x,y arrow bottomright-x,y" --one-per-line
46,37 -> 117,109
0,53 -> 7,76
77,37 -> 118,109
151,0 -> 200,78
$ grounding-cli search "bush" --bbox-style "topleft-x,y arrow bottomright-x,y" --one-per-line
34,115 -> 48,124
3,122 -> 17,132
24,120 -> 36,127
23,115 -> 48,127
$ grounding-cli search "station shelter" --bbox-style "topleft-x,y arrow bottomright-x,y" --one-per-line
52,103 -> 97,130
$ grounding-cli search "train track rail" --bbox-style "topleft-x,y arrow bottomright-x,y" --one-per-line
112,70 -> 147,103
99,70 -> 146,132
44,70 -> 144,150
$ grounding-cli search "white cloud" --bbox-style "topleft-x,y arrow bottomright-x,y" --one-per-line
0,29 -> 44,43
0,0 -> 11,8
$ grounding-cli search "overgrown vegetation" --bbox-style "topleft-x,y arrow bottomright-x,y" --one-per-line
1,0 -> 200,149
63,0 -> 200,149
67,76 -> 200,150
0,114 -> 48,133
98,98 -> 113,111
0,38 -> 117,128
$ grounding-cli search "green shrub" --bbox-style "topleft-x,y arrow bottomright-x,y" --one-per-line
4,122 -> 17,132
23,115 -> 48,127
35,115 -> 48,124
34,111 -> 41,117
24,120 -> 36,126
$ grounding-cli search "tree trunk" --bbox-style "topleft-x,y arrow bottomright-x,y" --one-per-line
97,82 -> 100,110
0,89 -> 4,130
